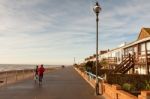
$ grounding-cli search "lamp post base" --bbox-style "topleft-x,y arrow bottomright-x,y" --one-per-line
95,82 -> 99,95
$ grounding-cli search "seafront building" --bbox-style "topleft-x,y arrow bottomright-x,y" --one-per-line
85,27 -> 150,74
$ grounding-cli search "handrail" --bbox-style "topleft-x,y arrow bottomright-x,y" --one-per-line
85,71 -> 104,80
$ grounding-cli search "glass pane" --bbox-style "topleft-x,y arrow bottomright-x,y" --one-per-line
147,42 -> 150,54
141,43 -> 145,55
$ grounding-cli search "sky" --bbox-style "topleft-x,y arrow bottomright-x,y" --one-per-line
0,0 -> 150,65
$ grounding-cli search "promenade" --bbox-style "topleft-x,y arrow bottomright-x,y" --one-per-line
0,67 -> 105,99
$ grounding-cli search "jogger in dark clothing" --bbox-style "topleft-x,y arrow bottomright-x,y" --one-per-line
34,65 -> 39,83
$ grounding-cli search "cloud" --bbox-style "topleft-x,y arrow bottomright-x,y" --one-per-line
0,0 -> 150,64
98,0 -> 150,49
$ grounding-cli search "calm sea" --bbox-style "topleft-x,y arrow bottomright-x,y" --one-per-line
0,64 -> 60,72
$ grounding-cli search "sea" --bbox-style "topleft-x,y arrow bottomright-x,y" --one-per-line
0,64 -> 60,72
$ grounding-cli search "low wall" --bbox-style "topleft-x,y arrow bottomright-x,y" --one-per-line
74,67 -> 150,99
0,68 -> 56,87
74,68 -> 104,95
106,74 -> 150,91
138,91 -> 150,99
103,83 -> 138,99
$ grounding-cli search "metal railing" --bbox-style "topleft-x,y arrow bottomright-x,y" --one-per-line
85,71 -> 104,81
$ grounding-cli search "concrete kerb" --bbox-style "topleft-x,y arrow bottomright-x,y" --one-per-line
74,67 -> 105,96
74,68 -> 95,88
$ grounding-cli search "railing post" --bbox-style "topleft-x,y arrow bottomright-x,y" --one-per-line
5,71 -> 8,86
121,54 -> 123,61
15,70 -> 17,81
33,69 -> 35,78
145,42 -> 149,74
23,70 -> 25,79
132,52 -> 135,73
129,53 -> 131,61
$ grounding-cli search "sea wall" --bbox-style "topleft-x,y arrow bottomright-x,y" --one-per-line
0,68 -> 56,87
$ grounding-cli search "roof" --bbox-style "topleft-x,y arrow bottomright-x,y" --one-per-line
145,28 -> 150,34
88,27 -> 150,57
101,27 -> 150,54
110,28 -> 150,49
137,28 -> 150,40
123,37 -> 150,49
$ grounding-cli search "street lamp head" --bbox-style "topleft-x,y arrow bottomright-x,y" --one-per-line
93,2 -> 101,14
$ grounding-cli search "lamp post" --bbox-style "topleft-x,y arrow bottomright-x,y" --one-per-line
93,1 -> 101,95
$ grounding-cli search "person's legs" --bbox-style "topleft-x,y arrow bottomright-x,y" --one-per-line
36,75 -> 38,81
34,74 -> 38,83
39,76 -> 41,84
39,74 -> 43,85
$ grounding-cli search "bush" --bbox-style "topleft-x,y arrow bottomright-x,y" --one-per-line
100,59 -> 109,69
122,83 -> 135,91
106,74 -> 150,91
145,80 -> 150,90
84,61 -> 94,72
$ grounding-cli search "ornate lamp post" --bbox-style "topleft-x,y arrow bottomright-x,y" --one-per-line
93,1 -> 101,95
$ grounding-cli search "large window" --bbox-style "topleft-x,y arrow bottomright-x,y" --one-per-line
124,49 -> 128,56
134,46 -> 137,53
147,41 -> 150,54
125,47 -> 134,55
140,43 -> 145,55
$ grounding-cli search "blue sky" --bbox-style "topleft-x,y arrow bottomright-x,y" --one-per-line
0,0 -> 149,65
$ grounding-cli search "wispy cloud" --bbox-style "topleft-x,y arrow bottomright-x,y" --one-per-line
0,0 -> 149,64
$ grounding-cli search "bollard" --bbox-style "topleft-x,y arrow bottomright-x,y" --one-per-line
95,81 -> 99,95
99,80 -> 104,95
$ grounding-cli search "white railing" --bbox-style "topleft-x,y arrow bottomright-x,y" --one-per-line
85,71 -> 104,81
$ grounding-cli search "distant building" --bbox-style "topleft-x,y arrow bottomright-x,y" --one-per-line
99,50 -> 108,55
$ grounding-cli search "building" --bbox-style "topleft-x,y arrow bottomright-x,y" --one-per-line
84,27 -> 150,74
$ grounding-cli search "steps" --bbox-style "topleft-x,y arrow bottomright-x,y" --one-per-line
111,54 -> 135,74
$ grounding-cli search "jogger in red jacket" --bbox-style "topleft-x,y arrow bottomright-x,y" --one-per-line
38,64 -> 45,85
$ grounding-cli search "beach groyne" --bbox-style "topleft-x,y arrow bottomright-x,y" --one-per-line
0,68 -> 57,87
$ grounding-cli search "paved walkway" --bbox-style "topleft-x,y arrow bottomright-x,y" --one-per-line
0,67 -> 105,99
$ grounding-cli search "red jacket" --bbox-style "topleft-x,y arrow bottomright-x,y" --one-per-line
38,67 -> 45,76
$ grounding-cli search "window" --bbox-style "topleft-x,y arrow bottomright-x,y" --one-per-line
147,41 -> 150,54
140,43 -> 145,55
